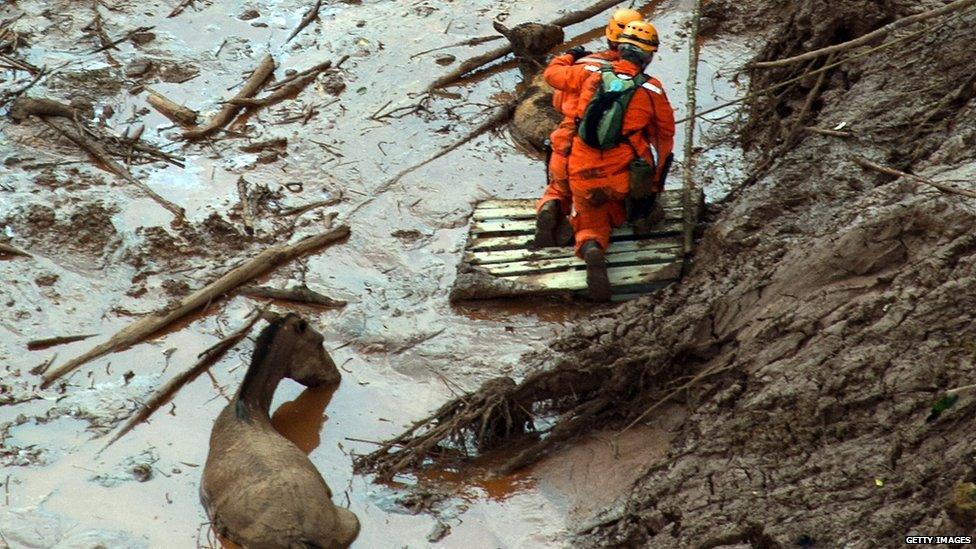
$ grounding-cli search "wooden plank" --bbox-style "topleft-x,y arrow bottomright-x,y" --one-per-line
467,220 -> 683,252
466,237 -> 682,265
472,205 -> 683,222
480,247 -> 681,277
500,262 -> 682,292
476,189 -> 687,210
472,212 -> 683,234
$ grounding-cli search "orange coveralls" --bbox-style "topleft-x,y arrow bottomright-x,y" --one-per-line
538,51 -> 619,215
544,54 -> 676,256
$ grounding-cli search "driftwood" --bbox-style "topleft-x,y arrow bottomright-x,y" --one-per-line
40,224 -> 351,388
753,0 -> 976,68
168,0 -> 194,18
101,310 -> 264,450
27,333 -> 97,351
12,97 -> 185,217
236,177 -> 255,235
427,0 -> 635,90
0,242 -> 30,257
805,126 -> 853,138
265,59 -> 336,92
90,25 -> 154,54
240,137 -> 287,153
284,0 -> 322,44
410,35 -> 503,59
182,54 -> 276,140
228,74 -> 316,108
853,157 -> 976,199
41,117 -> 186,219
146,91 -> 198,126
277,197 -> 341,217
238,285 -> 347,308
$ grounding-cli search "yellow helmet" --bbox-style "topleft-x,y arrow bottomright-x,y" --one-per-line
617,20 -> 659,52
605,9 -> 642,43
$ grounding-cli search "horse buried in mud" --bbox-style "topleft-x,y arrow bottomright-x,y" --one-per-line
201,313 -> 360,549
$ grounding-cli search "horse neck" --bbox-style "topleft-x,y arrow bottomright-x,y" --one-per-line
235,340 -> 290,422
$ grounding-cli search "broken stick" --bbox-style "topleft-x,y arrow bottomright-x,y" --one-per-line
40,225 -> 350,388
0,242 -> 30,257
277,197 -> 341,217
236,177 -> 255,236
41,117 -> 186,219
285,0 -> 322,44
182,54 -> 276,140
146,91 -> 199,126
27,333 -> 97,351
228,74 -> 316,109
238,285 -> 346,308
853,157 -> 976,199
752,0 -> 976,68
101,310 -> 264,450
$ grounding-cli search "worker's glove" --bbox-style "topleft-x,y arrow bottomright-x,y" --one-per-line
567,45 -> 591,61
587,188 -> 609,207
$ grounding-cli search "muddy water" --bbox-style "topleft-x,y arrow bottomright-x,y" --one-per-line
0,0 -> 750,546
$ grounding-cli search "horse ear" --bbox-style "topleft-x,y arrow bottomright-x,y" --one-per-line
493,20 -> 510,38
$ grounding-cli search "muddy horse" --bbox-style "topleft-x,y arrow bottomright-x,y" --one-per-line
201,314 -> 360,548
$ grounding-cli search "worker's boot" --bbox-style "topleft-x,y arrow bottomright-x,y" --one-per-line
633,196 -> 666,237
554,214 -> 575,247
534,200 -> 560,248
581,240 -> 612,302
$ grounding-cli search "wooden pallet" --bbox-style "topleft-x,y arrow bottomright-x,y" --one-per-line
451,189 -> 702,302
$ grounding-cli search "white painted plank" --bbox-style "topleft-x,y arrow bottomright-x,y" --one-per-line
467,220 -> 683,251
500,262 -> 682,292
465,237 -> 682,265
480,248 -> 681,277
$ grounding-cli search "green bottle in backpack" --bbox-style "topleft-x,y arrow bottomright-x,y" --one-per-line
577,64 -> 649,150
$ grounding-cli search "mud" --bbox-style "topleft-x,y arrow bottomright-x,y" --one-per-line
0,0 -> 753,546
527,0 -> 976,546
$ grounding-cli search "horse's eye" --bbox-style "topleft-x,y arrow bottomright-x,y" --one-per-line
297,320 -> 307,333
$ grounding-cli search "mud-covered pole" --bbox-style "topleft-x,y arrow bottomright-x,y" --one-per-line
681,0 -> 703,261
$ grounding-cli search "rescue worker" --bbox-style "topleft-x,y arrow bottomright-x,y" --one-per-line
534,8 -> 643,248
541,20 -> 675,301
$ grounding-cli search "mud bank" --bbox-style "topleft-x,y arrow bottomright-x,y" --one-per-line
548,0 -> 976,545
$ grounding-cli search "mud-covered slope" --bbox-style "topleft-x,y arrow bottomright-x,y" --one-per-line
568,0 -> 976,545
359,0 -> 976,544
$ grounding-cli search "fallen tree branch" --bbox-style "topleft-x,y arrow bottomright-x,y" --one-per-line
90,25 -> 154,54
409,35 -> 503,59
227,74 -> 316,108
168,0 -> 194,18
277,197 -> 341,217
284,0 -> 322,44
0,242 -> 31,257
427,0 -> 633,90
11,97 -> 185,216
805,126 -> 853,138
146,90 -> 199,126
40,116 -> 186,219
265,57 -> 340,92
752,0 -> 976,68
40,224 -> 351,388
27,333 -> 97,351
182,54 -> 276,140
238,285 -> 347,308
853,157 -> 976,199
681,0 -> 703,259
101,310 -> 264,450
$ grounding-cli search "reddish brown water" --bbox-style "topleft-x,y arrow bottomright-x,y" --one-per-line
0,0 -> 750,545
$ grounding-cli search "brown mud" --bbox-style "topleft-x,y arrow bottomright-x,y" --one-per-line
0,0 -> 753,547
358,0 -> 976,547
